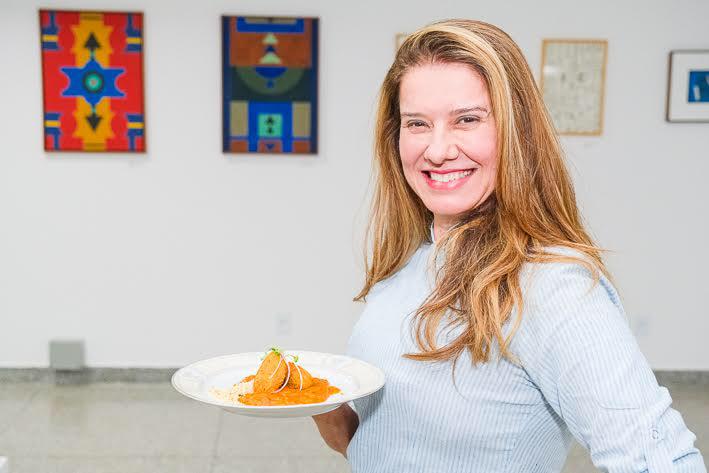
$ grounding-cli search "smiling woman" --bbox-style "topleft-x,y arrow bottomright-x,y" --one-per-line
398,62 -> 498,238
311,18 -> 706,473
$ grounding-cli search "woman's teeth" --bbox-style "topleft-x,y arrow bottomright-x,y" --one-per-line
428,169 -> 474,183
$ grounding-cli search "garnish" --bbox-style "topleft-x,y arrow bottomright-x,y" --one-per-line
273,358 -> 291,393
285,354 -> 304,390
259,346 -> 283,361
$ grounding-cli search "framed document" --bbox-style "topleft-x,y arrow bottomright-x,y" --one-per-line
666,50 -> 709,123
540,39 -> 608,136
396,33 -> 408,52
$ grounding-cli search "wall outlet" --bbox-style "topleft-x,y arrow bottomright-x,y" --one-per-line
275,313 -> 292,336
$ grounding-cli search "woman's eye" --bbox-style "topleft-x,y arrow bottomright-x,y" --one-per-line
406,120 -> 427,128
457,116 -> 481,125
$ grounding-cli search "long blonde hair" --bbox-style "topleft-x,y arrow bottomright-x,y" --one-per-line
355,19 -> 616,370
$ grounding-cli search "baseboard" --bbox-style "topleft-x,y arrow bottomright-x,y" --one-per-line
0,367 -> 177,384
653,370 -> 709,386
0,367 -> 707,385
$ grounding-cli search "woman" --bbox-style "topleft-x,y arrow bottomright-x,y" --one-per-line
313,19 -> 706,473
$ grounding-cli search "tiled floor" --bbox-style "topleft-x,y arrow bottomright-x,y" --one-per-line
0,381 -> 706,472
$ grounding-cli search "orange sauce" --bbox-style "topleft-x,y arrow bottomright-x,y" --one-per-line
238,374 -> 341,406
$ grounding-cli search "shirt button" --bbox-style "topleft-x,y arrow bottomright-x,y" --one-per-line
650,428 -> 660,440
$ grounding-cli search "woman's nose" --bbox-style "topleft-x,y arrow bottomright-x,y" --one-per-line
424,129 -> 459,164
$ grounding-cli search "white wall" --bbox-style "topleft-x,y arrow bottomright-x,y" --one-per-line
1,0 -> 707,370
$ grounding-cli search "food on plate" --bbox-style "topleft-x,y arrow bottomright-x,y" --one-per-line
253,349 -> 289,393
286,361 -> 314,390
210,347 -> 341,406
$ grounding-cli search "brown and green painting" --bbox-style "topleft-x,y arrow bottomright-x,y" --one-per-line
221,16 -> 318,154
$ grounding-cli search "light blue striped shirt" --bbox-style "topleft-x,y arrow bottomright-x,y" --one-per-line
345,237 -> 706,472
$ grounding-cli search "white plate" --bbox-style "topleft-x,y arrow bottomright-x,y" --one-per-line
171,351 -> 385,418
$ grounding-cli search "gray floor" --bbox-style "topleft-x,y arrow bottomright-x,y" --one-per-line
0,381 -> 706,473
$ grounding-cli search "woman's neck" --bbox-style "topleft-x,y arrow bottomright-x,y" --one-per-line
432,215 -> 456,242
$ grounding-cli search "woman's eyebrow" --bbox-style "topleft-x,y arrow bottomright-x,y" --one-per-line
400,106 -> 489,118
451,106 -> 489,114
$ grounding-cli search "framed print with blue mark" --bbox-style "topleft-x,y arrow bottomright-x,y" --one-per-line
39,9 -> 146,152
222,16 -> 319,154
666,50 -> 709,123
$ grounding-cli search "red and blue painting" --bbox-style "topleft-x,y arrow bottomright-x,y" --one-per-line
39,10 -> 146,152
222,16 -> 318,154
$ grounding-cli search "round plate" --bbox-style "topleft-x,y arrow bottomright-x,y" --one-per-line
171,351 -> 385,418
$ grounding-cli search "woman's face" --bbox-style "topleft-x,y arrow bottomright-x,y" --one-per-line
398,62 -> 498,224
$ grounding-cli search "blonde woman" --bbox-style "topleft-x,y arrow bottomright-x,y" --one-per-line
313,20 -> 706,473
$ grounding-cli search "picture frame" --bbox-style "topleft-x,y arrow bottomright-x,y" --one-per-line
39,9 -> 146,152
221,15 -> 319,154
666,50 -> 709,123
540,39 -> 608,136
396,33 -> 408,51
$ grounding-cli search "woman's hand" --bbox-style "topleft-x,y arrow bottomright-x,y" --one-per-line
311,403 -> 359,458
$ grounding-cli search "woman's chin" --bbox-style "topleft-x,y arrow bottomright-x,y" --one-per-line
425,203 -> 476,221
421,190 -> 493,220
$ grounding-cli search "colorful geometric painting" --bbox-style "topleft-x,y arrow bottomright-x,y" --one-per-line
222,16 -> 318,154
39,10 -> 146,152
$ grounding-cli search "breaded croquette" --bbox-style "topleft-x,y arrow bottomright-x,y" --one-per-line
253,349 -> 288,393
286,362 -> 314,390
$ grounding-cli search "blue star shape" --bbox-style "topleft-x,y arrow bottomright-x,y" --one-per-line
61,57 -> 125,108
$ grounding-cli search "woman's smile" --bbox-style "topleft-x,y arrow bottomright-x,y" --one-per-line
422,168 -> 478,190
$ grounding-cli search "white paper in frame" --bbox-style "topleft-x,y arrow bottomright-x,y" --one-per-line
396,33 -> 408,52
540,39 -> 608,136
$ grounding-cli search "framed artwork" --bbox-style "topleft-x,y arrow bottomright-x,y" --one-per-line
39,10 -> 146,152
540,39 -> 608,136
666,50 -> 709,123
222,16 -> 319,154
396,33 -> 408,51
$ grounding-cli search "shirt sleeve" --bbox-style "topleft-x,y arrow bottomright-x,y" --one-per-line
513,255 -> 707,473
